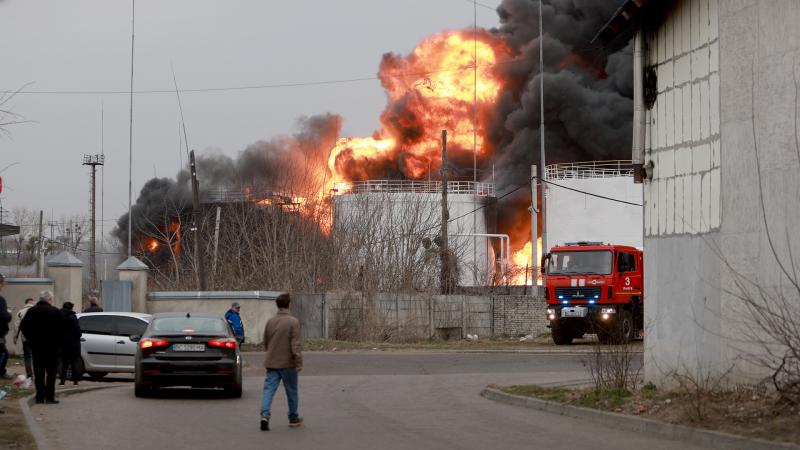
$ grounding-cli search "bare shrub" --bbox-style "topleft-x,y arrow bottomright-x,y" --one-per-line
584,332 -> 641,392
668,365 -> 737,423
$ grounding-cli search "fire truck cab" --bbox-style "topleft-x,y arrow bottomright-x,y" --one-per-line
542,242 -> 643,345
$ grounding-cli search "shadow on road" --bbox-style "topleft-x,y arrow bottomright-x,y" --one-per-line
138,387 -> 239,400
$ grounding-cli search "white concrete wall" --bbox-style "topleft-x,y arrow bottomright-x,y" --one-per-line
644,0 -> 800,385
645,0 -> 721,237
334,192 -> 494,286
547,176 -> 643,249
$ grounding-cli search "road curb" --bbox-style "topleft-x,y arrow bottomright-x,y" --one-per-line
480,387 -> 799,450
20,384 -> 123,450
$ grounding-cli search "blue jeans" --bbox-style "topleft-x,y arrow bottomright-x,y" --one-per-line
260,368 -> 299,420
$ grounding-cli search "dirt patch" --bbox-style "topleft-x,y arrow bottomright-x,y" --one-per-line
0,382 -> 37,449
494,383 -> 800,446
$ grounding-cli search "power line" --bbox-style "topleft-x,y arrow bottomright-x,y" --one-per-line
2,54 -> 539,96
535,176 -> 643,207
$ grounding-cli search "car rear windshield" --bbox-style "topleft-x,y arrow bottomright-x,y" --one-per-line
548,250 -> 612,275
151,317 -> 227,335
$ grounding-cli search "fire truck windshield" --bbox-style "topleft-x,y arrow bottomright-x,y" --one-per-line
548,251 -> 612,275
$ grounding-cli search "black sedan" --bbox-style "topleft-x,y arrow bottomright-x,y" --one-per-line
134,312 -> 243,398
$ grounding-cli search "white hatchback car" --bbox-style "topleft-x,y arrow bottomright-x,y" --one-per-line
76,312 -> 153,378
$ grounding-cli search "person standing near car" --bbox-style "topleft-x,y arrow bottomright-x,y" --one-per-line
0,273 -> 12,380
21,291 -> 64,404
225,302 -> 245,345
13,297 -> 35,380
260,293 -> 303,431
58,302 -> 82,386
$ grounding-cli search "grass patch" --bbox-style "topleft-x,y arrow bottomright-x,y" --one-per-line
489,382 -> 800,445
1,360 -> 37,450
492,384 -> 633,410
491,384 -> 571,402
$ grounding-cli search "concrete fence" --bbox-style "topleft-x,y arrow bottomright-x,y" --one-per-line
146,291 -> 283,345
137,289 -> 549,344
294,292 -> 549,342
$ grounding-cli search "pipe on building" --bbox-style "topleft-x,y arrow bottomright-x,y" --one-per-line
632,24 -> 646,183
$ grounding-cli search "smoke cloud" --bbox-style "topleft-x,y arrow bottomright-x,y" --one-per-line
114,114 -> 341,248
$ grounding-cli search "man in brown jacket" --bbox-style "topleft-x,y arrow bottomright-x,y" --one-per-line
260,293 -> 303,431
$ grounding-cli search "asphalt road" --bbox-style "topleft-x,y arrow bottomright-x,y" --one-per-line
30,351 -> 704,450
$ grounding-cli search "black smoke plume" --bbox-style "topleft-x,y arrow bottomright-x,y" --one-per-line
490,0 -> 632,246
114,114 -> 341,249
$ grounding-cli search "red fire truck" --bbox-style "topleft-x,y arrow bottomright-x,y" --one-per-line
542,242 -> 643,345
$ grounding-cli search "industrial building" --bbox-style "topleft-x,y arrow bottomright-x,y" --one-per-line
332,180 -> 498,287
598,0 -> 800,385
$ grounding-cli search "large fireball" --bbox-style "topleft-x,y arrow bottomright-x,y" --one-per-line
327,30 -> 512,188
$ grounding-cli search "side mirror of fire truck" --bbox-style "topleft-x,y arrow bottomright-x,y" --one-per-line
540,253 -> 550,275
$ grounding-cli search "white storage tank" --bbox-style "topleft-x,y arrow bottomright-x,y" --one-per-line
333,180 -> 497,287
545,161 -> 643,249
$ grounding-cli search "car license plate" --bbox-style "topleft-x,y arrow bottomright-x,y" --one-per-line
172,343 -> 205,352
561,307 -> 587,318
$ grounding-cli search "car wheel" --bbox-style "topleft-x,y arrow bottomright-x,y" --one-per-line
87,371 -> 108,379
225,382 -> 243,398
134,384 -> 150,398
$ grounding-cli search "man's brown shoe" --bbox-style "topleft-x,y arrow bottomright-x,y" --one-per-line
288,418 -> 303,427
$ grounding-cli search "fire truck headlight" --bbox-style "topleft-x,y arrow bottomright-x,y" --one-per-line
548,314 -> 556,320
600,308 -> 616,314
546,309 -> 556,321
602,313 -> 610,320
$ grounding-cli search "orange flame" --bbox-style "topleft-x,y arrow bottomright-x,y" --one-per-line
327,30 -> 512,189
511,238 -> 543,286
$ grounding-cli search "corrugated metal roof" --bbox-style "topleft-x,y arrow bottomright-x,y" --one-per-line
592,0 -> 656,45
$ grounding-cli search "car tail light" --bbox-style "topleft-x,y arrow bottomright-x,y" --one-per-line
207,338 -> 237,349
139,338 -> 170,350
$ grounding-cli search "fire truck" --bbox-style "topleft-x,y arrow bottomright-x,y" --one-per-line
542,242 -> 643,345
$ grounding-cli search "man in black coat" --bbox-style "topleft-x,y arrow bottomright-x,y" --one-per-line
21,291 -> 64,404
0,273 -> 12,380
59,302 -> 82,386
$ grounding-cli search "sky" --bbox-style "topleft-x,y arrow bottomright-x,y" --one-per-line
0,0 -> 504,233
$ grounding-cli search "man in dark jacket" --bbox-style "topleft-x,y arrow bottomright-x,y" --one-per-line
21,291 -> 64,404
59,302 -> 82,386
259,293 -> 303,431
0,273 -> 12,380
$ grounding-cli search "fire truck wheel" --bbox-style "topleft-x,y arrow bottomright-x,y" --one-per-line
551,322 -> 574,345
617,310 -> 634,344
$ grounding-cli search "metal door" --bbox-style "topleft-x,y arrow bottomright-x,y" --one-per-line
113,316 -> 149,370
101,280 -> 132,312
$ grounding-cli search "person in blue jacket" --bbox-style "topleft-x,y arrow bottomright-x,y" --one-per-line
225,302 -> 245,344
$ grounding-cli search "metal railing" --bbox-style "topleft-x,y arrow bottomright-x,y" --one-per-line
202,186 -> 295,204
334,180 -> 495,197
545,160 -> 635,180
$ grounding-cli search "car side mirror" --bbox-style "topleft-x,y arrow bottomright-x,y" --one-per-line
129,335 -> 141,342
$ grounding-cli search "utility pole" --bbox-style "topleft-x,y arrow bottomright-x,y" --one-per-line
212,205 -> 221,284
538,0 -> 548,286
127,0 -> 135,258
36,211 -> 43,278
531,165 -> 538,295
189,150 -> 207,291
440,130 -> 451,295
83,154 -> 105,292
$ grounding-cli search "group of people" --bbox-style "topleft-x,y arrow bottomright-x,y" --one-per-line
0,273 -> 99,404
